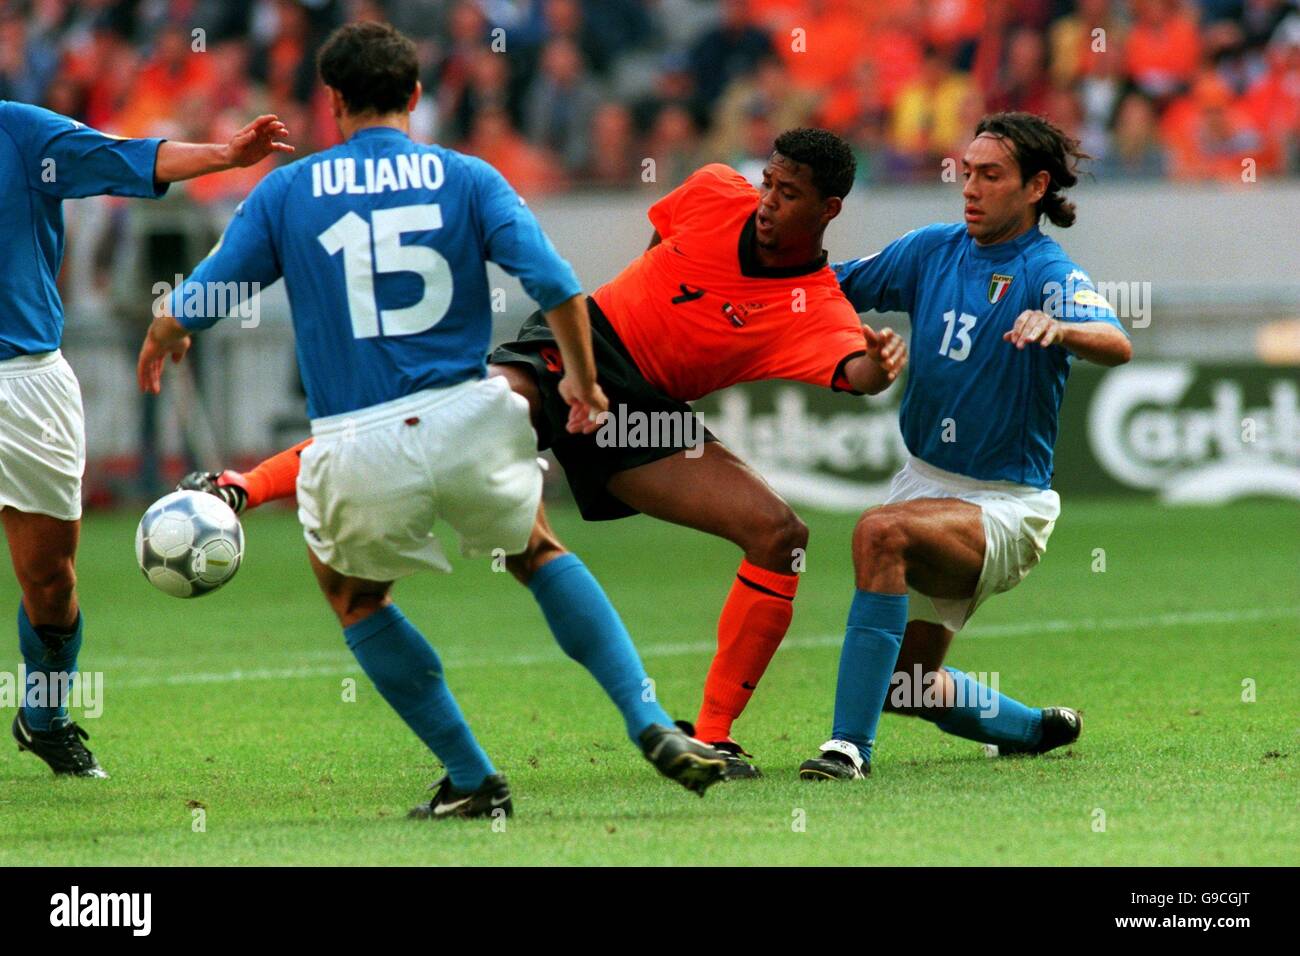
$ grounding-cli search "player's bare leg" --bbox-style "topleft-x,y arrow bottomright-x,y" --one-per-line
862,502 -> 1079,753
502,503 -> 725,794
305,548 -> 510,818
883,620 -> 956,717
804,498 -> 1077,781
3,508 -> 104,777
2,509 -> 80,628
888,618 -> 1081,756
852,497 -> 985,596
502,500 -> 564,584
305,548 -> 392,626
491,364 -> 727,793
182,367 -> 724,795
609,441 -> 808,574
607,442 -> 806,770
800,498 -> 982,780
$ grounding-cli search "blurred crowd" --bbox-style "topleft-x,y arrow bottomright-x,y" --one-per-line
3,0 -> 1298,202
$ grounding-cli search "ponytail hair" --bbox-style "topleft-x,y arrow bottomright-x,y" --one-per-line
974,111 -> 1090,228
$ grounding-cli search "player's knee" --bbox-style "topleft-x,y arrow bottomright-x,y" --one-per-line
20,560 -> 77,622
505,537 -> 567,585
852,510 -> 909,569
785,512 -> 810,554
745,508 -> 807,570
318,578 -> 388,628
334,594 -> 389,628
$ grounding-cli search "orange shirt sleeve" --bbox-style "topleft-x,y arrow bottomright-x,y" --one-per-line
647,163 -> 756,241
766,292 -> 868,390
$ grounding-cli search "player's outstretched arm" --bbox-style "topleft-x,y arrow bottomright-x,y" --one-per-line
841,326 -> 908,394
153,115 -> 293,183
542,294 -> 609,435
138,168 -> 282,396
1003,311 -> 1133,366
469,157 -> 604,432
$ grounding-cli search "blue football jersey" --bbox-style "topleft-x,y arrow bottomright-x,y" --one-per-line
834,223 -> 1127,489
173,126 -> 582,419
0,101 -> 166,360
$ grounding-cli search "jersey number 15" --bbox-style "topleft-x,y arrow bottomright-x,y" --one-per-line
318,204 -> 454,339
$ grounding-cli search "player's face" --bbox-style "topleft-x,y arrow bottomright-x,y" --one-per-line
961,134 -> 1047,245
757,153 -> 839,252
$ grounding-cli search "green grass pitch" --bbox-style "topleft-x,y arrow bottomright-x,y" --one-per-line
0,500 -> 1296,866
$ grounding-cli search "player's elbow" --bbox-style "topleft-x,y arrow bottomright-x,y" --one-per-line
841,358 -> 886,395
1078,327 -> 1132,367
1117,334 -> 1134,364
1099,333 -> 1133,367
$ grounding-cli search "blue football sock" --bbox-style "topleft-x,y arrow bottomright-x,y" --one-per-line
343,603 -> 494,791
528,553 -> 672,743
932,666 -> 1043,747
19,605 -> 83,731
830,590 -> 909,764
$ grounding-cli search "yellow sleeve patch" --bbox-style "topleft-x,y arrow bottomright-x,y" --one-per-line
1072,289 -> 1112,310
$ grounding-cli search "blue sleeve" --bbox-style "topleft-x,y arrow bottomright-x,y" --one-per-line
6,102 -> 167,200
1037,258 -> 1129,337
170,175 -> 283,330
832,225 -> 941,314
471,158 -> 581,311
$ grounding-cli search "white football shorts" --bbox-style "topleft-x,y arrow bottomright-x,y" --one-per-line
0,350 -> 86,522
297,375 -> 543,581
884,455 -> 1060,632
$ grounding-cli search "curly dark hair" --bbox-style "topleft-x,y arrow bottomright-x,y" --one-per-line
317,22 -> 419,116
773,127 -> 857,200
974,112 -> 1090,228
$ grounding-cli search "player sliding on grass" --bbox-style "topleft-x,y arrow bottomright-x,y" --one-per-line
138,22 -> 726,818
0,97 -> 292,778
184,128 -> 908,780
798,112 -> 1133,782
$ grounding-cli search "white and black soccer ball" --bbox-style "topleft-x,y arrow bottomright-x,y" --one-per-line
135,490 -> 245,598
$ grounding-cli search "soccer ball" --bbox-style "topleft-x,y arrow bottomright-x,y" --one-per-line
135,490 -> 245,598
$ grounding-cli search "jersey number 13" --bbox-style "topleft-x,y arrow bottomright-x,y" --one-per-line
939,310 -> 977,362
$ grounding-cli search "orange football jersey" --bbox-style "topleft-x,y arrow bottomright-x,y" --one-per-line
592,164 -> 868,402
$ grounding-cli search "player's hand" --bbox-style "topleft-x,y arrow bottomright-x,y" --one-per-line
864,326 -> 907,381
1004,310 -> 1064,350
223,114 -> 294,168
137,319 -> 191,394
558,374 -> 609,435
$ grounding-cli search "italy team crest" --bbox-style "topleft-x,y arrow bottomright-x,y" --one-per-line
988,273 -> 1014,304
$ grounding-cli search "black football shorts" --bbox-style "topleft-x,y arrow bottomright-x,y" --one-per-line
489,296 -> 717,520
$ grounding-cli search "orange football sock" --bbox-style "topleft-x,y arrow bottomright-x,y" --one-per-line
240,439 -> 311,509
694,559 -> 799,744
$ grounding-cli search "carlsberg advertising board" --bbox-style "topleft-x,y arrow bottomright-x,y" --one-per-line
686,363 -> 1300,509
